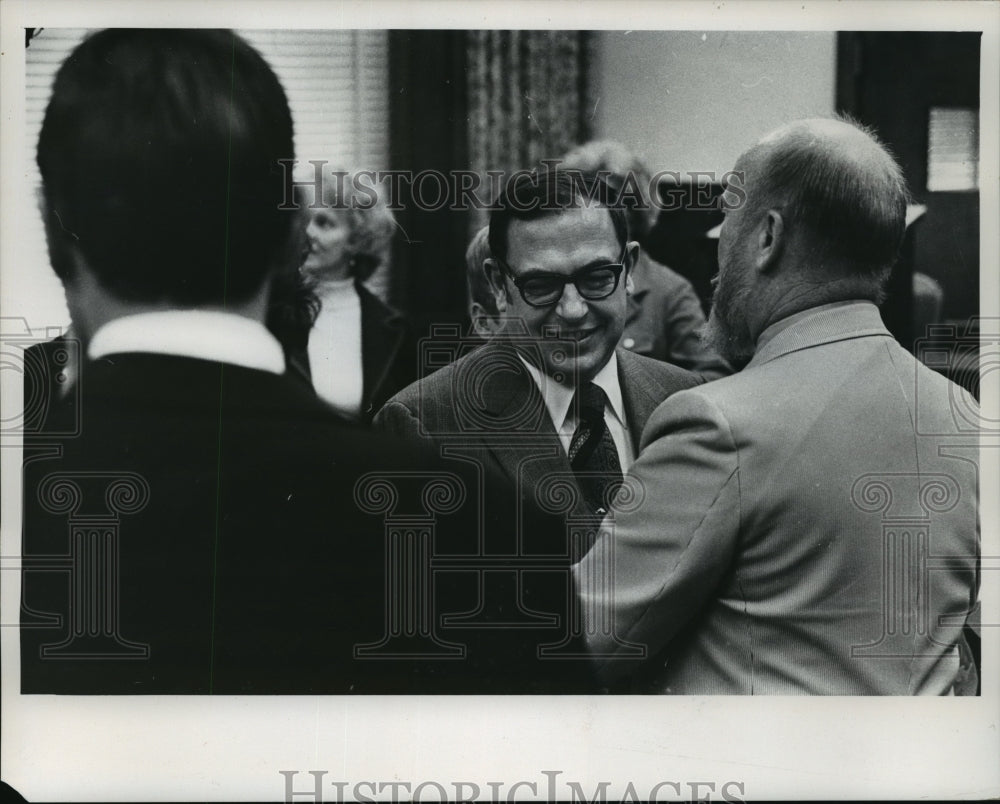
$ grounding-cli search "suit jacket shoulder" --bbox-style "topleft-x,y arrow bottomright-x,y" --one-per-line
375,340 -> 553,439
617,347 -> 701,395
615,347 -> 701,444
377,341 -> 701,444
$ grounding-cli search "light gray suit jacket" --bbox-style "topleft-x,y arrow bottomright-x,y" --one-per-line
576,301 -> 980,694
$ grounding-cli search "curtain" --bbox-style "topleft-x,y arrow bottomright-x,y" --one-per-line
466,31 -> 596,233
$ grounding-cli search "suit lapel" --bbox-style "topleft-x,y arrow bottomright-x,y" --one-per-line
616,348 -> 665,449
472,342 -> 586,516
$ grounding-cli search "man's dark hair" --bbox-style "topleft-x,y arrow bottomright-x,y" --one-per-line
37,28 -> 295,305
751,117 -> 909,277
487,169 -> 629,264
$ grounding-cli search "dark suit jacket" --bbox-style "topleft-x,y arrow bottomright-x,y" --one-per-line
373,343 -> 699,691
285,283 -> 415,424
20,351 -> 479,694
375,341 -> 700,523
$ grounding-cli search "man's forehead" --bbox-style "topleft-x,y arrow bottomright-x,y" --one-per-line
505,205 -> 618,262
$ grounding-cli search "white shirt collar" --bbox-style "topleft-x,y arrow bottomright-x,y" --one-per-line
88,310 -> 286,375
517,350 -> 626,432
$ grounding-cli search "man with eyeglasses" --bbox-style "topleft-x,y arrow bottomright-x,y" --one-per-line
375,170 -> 698,691
376,169 -> 698,524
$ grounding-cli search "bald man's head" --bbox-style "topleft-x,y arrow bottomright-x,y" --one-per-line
737,117 -> 908,276
705,118 -> 909,366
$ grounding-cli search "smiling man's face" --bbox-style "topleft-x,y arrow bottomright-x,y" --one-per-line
497,204 -> 634,386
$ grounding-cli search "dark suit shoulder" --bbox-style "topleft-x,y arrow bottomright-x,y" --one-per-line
617,347 -> 702,392
380,340 -> 508,411
373,344 -> 475,437
375,340 -> 551,440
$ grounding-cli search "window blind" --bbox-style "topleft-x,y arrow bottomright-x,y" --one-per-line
21,28 -> 389,329
926,106 -> 979,192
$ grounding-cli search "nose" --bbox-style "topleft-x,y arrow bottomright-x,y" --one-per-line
555,282 -> 589,322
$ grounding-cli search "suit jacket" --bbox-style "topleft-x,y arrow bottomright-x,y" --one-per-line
622,252 -> 732,380
285,283 -> 415,424
577,301 -> 980,694
20,351 -> 477,694
374,343 -> 699,692
375,341 -> 700,524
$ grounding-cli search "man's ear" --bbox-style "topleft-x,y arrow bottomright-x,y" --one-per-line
755,209 -> 785,273
623,240 -> 640,294
483,257 -> 509,313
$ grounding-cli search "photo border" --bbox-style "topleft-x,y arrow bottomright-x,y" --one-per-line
2,1 -> 997,800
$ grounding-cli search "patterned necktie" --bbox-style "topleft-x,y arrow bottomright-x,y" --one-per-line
568,382 -> 624,516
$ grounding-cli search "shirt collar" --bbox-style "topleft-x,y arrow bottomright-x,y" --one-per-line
88,310 -> 286,374
517,351 -> 625,431
755,300 -> 870,353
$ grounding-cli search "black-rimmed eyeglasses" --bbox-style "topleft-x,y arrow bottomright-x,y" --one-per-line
497,245 -> 629,308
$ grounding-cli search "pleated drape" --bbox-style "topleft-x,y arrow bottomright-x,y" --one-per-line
466,31 -> 596,233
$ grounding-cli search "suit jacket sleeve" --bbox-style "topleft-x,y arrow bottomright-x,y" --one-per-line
574,389 -> 741,681
371,398 -> 425,441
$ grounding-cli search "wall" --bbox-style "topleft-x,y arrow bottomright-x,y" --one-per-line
591,31 -> 837,175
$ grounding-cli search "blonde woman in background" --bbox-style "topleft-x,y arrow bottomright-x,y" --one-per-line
268,170 -> 416,424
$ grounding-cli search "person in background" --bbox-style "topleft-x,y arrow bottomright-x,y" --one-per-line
465,225 -> 504,338
560,139 -> 731,379
575,118 -> 980,695
277,168 -> 415,424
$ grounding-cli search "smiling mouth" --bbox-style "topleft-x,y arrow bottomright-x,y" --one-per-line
565,328 -> 598,342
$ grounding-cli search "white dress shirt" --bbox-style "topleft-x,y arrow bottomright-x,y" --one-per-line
88,310 -> 286,374
518,351 -> 635,471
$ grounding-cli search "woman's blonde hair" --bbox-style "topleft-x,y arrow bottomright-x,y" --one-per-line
295,167 -> 396,281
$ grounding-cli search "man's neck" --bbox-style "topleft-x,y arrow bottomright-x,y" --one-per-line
65,269 -> 270,343
752,269 -> 871,343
